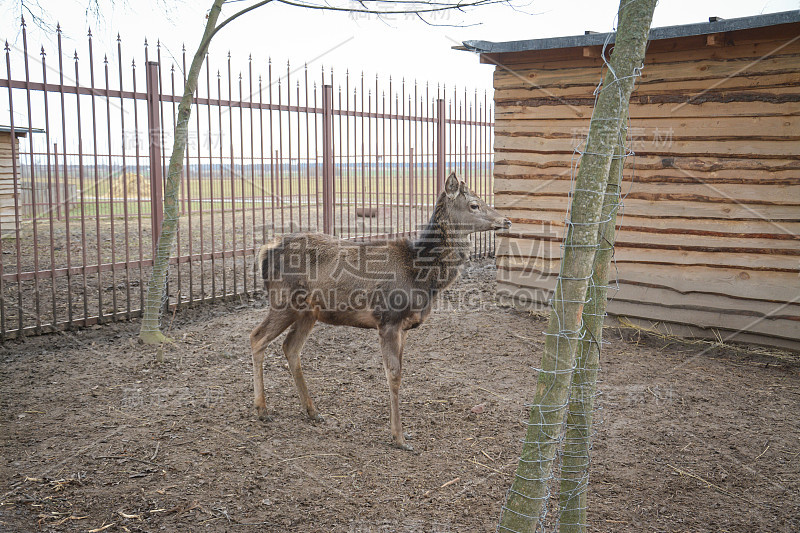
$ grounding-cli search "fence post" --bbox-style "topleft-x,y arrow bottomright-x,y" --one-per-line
145,61 -> 163,252
436,98 -> 446,194
322,84 -> 334,235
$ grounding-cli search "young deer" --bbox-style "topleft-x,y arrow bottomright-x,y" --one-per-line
250,172 -> 511,450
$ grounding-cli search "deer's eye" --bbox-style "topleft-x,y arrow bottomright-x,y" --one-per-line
470,203 -> 480,210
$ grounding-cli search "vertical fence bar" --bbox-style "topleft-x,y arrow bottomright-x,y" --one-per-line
436,97 -> 446,194
104,55 -> 118,319
322,84 -> 334,235
88,30 -> 105,322
22,21 -> 43,333
4,40 -> 22,335
145,61 -> 163,253
118,37 -> 131,319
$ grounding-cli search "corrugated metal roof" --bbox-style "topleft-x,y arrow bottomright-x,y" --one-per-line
0,125 -> 45,136
460,10 -> 800,54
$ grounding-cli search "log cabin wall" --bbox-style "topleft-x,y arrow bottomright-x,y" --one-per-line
0,131 -> 20,231
482,16 -> 800,351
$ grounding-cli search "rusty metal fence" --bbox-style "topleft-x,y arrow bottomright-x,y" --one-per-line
0,21 -> 494,340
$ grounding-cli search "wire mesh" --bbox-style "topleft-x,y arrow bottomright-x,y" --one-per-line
497,9 -> 643,532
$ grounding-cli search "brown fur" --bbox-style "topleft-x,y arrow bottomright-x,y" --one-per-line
250,173 -> 511,450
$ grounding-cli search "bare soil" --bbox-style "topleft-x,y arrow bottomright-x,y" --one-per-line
1,261 -> 798,532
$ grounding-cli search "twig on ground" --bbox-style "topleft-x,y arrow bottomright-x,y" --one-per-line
666,464 -> 765,507
468,458 -> 504,475
423,476 -> 461,497
270,453 -> 343,468
94,455 -> 160,467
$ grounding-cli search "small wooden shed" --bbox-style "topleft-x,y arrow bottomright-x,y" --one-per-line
460,11 -> 800,351
0,126 -> 29,231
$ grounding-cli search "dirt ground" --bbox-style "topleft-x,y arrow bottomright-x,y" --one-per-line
1,261 -> 798,532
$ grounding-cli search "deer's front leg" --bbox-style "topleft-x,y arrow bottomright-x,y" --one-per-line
379,325 -> 411,451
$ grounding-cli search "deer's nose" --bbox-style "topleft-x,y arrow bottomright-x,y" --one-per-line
494,218 -> 511,230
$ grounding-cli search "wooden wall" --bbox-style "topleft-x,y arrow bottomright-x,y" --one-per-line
0,132 -> 20,231
490,24 -> 800,351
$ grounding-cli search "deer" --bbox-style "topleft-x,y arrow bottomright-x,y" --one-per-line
250,172 -> 511,450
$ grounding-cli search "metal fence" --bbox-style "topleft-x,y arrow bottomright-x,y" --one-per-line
0,21 -> 494,339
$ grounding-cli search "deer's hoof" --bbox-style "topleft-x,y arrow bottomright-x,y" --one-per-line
392,440 -> 414,452
308,411 -> 325,423
256,405 -> 273,422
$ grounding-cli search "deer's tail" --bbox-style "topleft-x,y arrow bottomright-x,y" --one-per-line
257,236 -> 282,281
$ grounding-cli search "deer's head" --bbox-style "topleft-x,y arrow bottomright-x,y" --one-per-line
443,172 -> 511,234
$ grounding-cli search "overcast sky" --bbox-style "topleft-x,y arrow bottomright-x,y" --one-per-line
3,0 -> 798,96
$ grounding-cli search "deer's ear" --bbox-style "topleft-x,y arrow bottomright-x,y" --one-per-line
445,172 -> 459,199
459,181 -> 469,195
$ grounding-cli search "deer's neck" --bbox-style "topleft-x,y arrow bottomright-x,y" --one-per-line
412,197 -> 470,293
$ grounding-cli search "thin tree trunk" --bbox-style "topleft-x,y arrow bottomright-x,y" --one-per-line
498,1 -> 656,531
558,112 -> 628,532
139,0 -> 225,344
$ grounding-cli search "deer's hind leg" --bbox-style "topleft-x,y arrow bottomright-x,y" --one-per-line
251,308 -> 296,421
282,311 -> 321,421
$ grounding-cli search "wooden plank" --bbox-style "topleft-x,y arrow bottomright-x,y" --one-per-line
494,178 -> 800,204
494,165 -> 800,184
497,230 -> 800,259
495,81 -> 800,103
495,275 -> 797,341
602,316 -> 800,352
496,245 -> 799,272
495,115 -> 800,141
496,100 -> 800,120
505,221 -> 800,252
498,259 -> 800,318
495,194 -> 800,221
606,300 -> 798,341
493,54 -> 800,90
502,212 -> 800,239
495,134 -> 800,157
612,282 -> 800,319
498,259 -> 799,303
495,152 -> 800,172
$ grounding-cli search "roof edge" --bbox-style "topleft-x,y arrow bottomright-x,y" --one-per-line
459,10 -> 800,55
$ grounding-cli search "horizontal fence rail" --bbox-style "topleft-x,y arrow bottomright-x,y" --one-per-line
0,20 -> 494,339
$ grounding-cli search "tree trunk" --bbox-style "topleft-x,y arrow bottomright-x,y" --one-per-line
139,0 -> 225,344
498,1 -> 656,531
558,113 -> 628,532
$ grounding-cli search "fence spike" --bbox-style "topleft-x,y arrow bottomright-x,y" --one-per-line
40,46 -> 45,57
21,14 -> 25,27
56,22 -> 61,33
